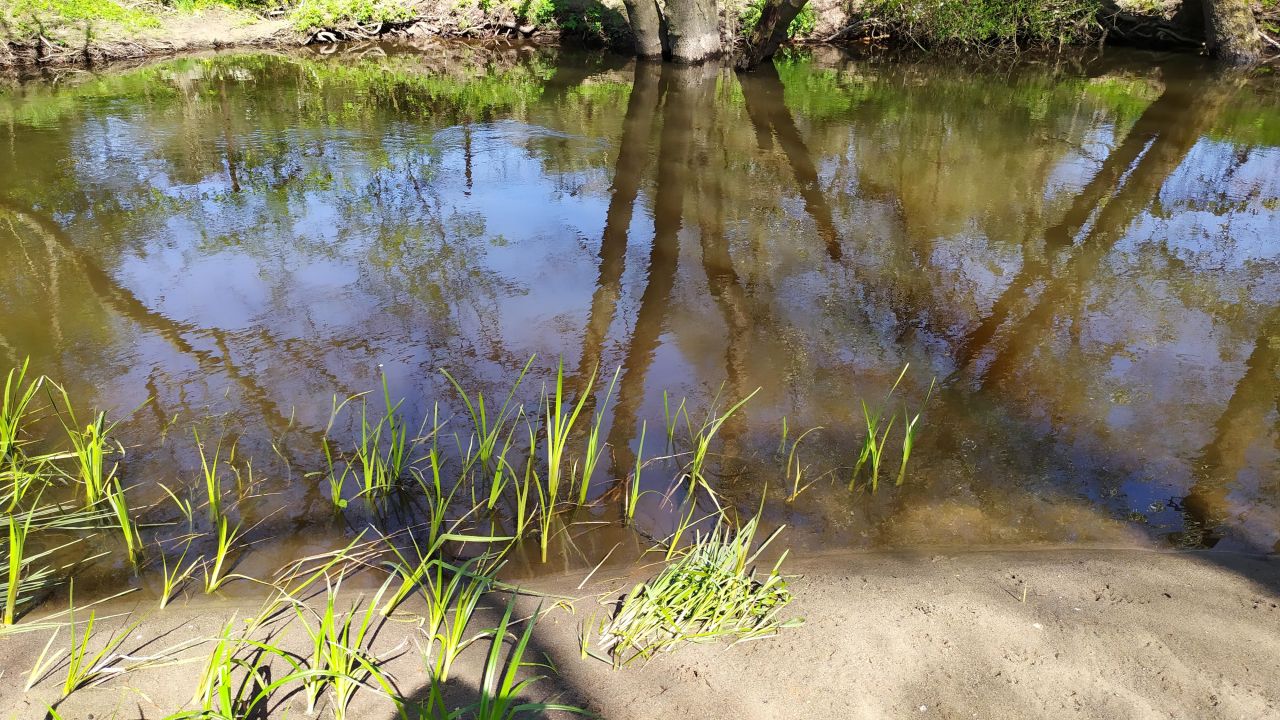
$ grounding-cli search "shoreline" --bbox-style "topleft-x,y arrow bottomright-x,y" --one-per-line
2,547 -> 1276,718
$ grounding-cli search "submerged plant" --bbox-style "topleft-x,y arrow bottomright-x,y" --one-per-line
849,365 -> 907,493
683,389 -> 758,503
600,515 -> 800,667
784,426 -> 823,503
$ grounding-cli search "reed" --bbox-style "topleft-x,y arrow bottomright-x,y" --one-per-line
896,378 -> 935,487
684,389 -> 758,502
62,602 -> 140,696
849,365 -> 909,492
194,429 -> 225,522
429,558 -> 494,682
62,409 -> 117,509
4,503 -> 34,625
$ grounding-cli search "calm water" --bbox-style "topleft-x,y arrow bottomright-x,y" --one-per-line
2,43 -> 1279,579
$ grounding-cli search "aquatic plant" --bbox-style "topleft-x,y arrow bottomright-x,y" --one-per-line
60,407 -> 118,510
683,389 -> 758,503
896,378 -> 936,487
194,430 -> 226,522
624,420 -> 647,525
203,516 -> 245,593
3,503 -> 36,625
103,478 -> 142,566
442,356 -> 532,476
849,365 -> 907,493
600,514 -> 800,667
1,360 -> 42,466
784,426 -> 823,503
577,366 -> 620,506
158,540 -> 199,609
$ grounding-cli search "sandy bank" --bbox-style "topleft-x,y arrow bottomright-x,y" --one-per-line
1,548 -> 1277,719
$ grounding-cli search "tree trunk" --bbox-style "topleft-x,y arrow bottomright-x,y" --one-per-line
666,0 -> 722,63
621,0 -> 666,58
1202,0 -> 1262,65
736,0 -> 807,70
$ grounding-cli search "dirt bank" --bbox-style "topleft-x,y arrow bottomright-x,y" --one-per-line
1,548 -> 1276,719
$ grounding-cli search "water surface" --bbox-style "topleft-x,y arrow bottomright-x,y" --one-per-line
3,43 -> 1279,578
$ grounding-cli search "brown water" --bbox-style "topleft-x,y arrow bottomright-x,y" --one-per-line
2,43 -> 1279,582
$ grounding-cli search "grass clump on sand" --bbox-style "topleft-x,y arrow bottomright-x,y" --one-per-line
599,515 -> 801,667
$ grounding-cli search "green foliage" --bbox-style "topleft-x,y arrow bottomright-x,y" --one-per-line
290,0 -> 416,31
3,0 -> 159,36
738,0 -> 817,39
862,0 -> 1102,47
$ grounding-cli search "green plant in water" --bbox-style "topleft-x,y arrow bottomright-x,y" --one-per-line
60,405 -> 118,510
896,378 -> 936,487
538,360 -> 592,562
624,420 -> 647,525
600,513 -> 800,667
323,374 -> 413,506
103,478 -> 142,565
683,389 -> 758,504
442,356 -> 532,476
203,516 -> 245,593
1,359 -> 42,466
576,366 -> 620,506
784,426 -> 823,502
849,365 -> 908,493
158,540 -> 199,609
194,429 -> 225,522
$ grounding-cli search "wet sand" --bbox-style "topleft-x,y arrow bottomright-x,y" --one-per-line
2,548 -> 1277,719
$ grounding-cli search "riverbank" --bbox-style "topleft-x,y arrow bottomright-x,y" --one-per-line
2,548 -> 1276,719
4,0 -> 1279,70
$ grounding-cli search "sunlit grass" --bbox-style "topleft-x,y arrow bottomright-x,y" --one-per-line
600,514 -> 800,667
